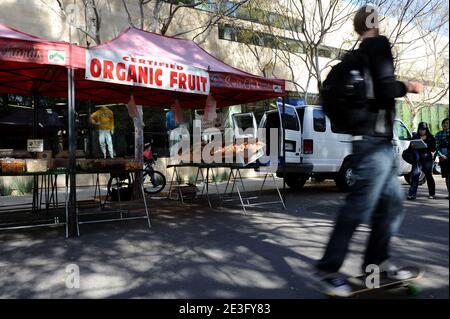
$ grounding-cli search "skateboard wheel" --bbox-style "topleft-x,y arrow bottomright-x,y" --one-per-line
407,285 -> 420,296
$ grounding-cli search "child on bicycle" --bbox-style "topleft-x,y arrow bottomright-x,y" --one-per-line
144,142 -> 154,163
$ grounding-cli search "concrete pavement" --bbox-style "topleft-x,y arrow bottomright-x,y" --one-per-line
0,177 -> 448,298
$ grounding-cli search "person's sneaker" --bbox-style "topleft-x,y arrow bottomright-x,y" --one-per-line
428,195 -> 436,199
312,271 -> 352,297
379,260 -> 414,281
407,195 -> 416,200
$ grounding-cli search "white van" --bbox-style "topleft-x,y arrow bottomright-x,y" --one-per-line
233,104 -> 421,191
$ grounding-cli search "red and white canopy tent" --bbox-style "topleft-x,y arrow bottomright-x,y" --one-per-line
0,24 -> 287,236
1,25 -> 284,106
52,27 -> 285,107
0,24 -> 84,95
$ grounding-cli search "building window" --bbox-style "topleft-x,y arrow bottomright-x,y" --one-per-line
318,47 -> 332,59
218,24 -> 340,59
218,24 -> 238,41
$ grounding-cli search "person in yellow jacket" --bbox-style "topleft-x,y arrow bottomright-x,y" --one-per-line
91,106 -> 115,158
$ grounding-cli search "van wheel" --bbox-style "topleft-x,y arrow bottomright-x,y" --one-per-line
404,172 -> 426,185
335,160 -> 355,192
285,174 -> 308,190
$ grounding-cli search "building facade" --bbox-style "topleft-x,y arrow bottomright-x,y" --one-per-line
0,0 -> 448,133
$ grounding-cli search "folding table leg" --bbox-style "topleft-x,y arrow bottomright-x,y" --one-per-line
199,168 -> 207,196
116,177 -> 124,219
45,175 -> 50,210
54,175 -> 59,209
93,174 -> 98,199
175,167 -> 184,204
64,174 -> 75,237
205,168 -> 212,208
260,173 -> 268,194
48,175 -> 55,208
229,169 -> 237,194
237,169 -> 250,205
272,173 -> 287,210
233,172 -> 247,215
141,183 -> 151,229
224,168 -> 233,195
167,168 -> 176,199
211,168 -> 222,200
192,167 -> 201,199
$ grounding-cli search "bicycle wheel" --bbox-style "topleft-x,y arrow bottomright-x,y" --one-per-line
143,170 -> 166,194
107,174 -> 132,201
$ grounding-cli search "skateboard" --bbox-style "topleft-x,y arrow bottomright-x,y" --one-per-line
312,266 -> 424,298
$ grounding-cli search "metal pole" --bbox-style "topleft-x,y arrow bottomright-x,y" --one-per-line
32,90 -> 39,213
68,67 -> 77,236
87,101 -> 93,157
282,96 -> 286,206
67,18 -> 78,236
32,90 -> 38,139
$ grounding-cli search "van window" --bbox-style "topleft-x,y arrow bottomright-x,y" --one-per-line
234,114 -> 254,132
330,121 -> 348,134
313,109 -> 326,132
280,107 -> 300,131
296,107 -> 305,133
394,121 -> 411,140
265,112 -> 281,155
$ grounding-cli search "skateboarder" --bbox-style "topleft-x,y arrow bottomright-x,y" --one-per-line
313,5 -> 423,297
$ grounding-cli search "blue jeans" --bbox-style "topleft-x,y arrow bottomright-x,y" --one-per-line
408,155 -> 435,197
317,137 -> 405,273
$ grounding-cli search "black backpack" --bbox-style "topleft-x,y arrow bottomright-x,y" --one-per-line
320,50 -> 373,134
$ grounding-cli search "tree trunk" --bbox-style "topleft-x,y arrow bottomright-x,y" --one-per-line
84,0 -> 101,45
133,116 -> 144,199
410,110 -> 418,132
150,0 -> 163,33
140,0 -> 145,29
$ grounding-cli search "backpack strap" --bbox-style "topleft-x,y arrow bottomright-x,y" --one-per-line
357,50 -> 374,100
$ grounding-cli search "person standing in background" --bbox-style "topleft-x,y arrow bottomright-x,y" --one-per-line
407,122 -> 436,200
435,118 -> 449,197
91,106 -> 115,159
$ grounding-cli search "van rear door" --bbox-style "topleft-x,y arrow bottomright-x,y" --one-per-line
232,112 -> 257,139
277,104 -> 302,164
393,119 -> 413,174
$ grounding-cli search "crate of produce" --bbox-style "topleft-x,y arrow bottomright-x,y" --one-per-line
125,160 -> 141,171
26,159 -> 48,173
0,159 -> 26,173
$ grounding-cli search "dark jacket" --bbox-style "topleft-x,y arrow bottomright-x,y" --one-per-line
411,132 -> 436,161
353,36 -> 407,139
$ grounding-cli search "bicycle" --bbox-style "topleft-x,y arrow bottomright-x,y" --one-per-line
142,157 -> 166,194
106,159 -> 166,198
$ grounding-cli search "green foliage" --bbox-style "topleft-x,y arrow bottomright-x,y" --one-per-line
11,178 -> 34,195
188,174 -> 198,184
396,101 -> 449,134
0,181 -> 12,196
213,171 -> 229,183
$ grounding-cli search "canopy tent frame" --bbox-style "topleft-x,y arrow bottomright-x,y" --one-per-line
0,23 -> 287,237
